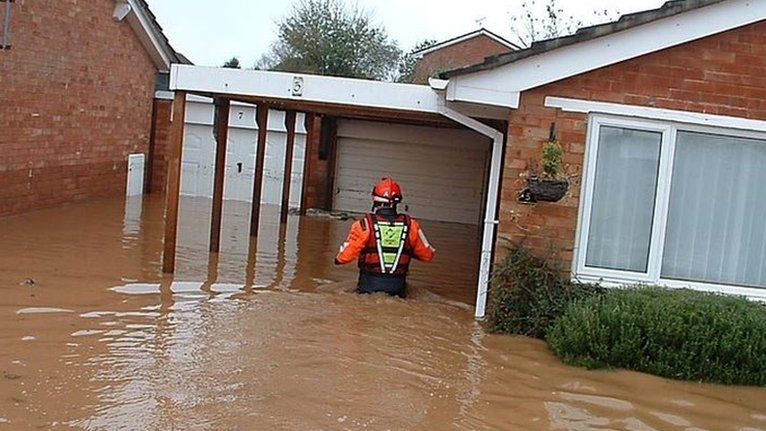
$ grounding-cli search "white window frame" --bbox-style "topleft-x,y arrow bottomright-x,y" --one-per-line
574,113 -> 766,301
1,0 -> 13,51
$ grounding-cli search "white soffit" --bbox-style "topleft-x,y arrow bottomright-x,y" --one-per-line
170,65 -> 443,114
546,96 -> 766,133
121,0 -> 173,72
448,0 -> 766,109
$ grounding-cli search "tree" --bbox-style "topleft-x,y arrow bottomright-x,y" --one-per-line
257,0 -> 401,80
396,39 -> 437,83
222,57 -> 241,69
509,0 -> 616,48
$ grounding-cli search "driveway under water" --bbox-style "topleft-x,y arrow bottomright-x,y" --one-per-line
0,195 -> 764,430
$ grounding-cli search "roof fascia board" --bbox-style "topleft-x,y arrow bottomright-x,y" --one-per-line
480,30 -> 520,51
546,96 -> 766,133
123,0 -> 172,71
416,29 -> 517,57
444,100 -> 511,121
451,0 -> 765,96
169,64 -> 443,114
446,76 -> 520,108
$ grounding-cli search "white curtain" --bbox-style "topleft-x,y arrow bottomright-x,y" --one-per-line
662,131 -> 766,288
586,126 -> 662,272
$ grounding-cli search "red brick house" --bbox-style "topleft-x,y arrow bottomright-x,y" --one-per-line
411,28 -> 518,84
0,0 -> 179,215
440,0 -> 766,311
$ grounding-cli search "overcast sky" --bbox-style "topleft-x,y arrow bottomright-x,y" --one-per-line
147,0 -> 667,67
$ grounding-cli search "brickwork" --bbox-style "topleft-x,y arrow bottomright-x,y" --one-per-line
413,35 -> 512,84
148,99 -> 172,194
500,21 -> 766,266
301,115 -> 335,211
0,0 -> 157,215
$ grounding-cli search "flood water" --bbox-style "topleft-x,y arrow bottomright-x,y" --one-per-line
0,195 -> 764,430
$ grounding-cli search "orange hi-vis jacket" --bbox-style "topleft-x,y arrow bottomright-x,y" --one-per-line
336,212 -> 435,276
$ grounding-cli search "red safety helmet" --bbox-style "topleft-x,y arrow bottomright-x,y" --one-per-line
372,177 -> 403,204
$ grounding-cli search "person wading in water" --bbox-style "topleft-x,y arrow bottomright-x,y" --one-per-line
335,178 -> 435,298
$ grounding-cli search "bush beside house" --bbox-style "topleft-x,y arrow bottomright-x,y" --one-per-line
488,244 -> 766,386
548,287 -> 766,386
488,244 -> 602,339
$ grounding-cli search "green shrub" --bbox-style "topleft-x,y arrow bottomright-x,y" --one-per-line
487,244 -> 602,339
542,140 -> 564,179
548,287 -> 766,386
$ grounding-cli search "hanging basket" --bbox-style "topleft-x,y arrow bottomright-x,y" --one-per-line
519,177 -> 569,203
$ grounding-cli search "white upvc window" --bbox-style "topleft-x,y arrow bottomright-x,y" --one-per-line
1,0 -> 12,51
574,114 -> 766,299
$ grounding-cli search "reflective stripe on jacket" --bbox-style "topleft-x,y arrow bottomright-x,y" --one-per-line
335,211 -> 435,274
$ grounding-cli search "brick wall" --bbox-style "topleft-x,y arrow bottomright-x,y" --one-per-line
301,115 -> 335,211
0,0 -> 157,215
148,98 -> 172,194
500,21 -> 766,266
413,35 -> 511,84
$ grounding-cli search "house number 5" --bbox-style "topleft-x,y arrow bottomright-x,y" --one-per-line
292,76 -> 304,97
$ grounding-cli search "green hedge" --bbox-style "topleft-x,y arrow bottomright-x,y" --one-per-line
487,244 -> 602,339
548,287 -> 766,386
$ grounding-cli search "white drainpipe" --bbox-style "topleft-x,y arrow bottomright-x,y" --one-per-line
436,98 -> 505,319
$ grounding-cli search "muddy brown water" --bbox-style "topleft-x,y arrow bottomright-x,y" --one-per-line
0,195 -> 764,430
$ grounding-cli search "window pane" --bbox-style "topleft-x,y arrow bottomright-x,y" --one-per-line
662,131 -> 766,288
585,126 -> 662,272
1,0 -> 10,50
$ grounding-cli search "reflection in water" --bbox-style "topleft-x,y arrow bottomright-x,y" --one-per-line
0,195 -> 764,430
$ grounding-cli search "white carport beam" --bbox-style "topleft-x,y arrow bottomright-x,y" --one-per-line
437,103 -> 504,319
170,64 -> 442,114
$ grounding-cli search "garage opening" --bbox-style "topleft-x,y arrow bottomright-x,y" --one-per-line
333,119 -> 490,225
328,119 -> 492,303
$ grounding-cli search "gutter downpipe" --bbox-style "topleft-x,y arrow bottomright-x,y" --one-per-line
436,98 -> 505,319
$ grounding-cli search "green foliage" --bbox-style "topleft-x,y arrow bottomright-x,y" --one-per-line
396,39 -> 437,83
541,140 -> 564,179
487,244 -> 602,339
222,57 -> 241,69
548,287 -> 766,386
258,0 -> 401,80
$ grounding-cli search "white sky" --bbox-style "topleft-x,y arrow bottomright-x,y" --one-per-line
147,0 -> 666,67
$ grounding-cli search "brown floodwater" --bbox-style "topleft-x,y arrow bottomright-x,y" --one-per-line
0,195 -> 764,430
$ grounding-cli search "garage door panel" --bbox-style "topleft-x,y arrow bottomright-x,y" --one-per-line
337,139 -> 488,163
334,119 -> 488,225
336,163 -> 484,185
180,97 -> 307,206
337,188 -> 482,211
334,194 -> 480,222
336,153 -> 486,176
338,121 -> 484,148
337,175 -> 483,199
336,163 -> 485,189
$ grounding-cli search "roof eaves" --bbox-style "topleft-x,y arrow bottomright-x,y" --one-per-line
413,28 -> 519,57
440,0 -> 725,78
130,0 -> 184,67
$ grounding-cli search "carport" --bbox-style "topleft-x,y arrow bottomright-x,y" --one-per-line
161,64 -> 507,317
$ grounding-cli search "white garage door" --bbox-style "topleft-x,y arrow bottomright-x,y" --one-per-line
180,95 -> 307,207
334,120 -> 489,225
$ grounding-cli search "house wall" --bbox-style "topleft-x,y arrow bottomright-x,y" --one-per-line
0,0 -> 157,215
301,115 -> 335,211
413,35 -> 511,84
148,99 -> 173,194
501,21 -> 766,265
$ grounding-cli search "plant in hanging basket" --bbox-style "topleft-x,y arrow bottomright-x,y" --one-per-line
519,140 -> 570,203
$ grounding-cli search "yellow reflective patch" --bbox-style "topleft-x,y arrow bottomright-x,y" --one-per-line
378,225 -> 404,248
